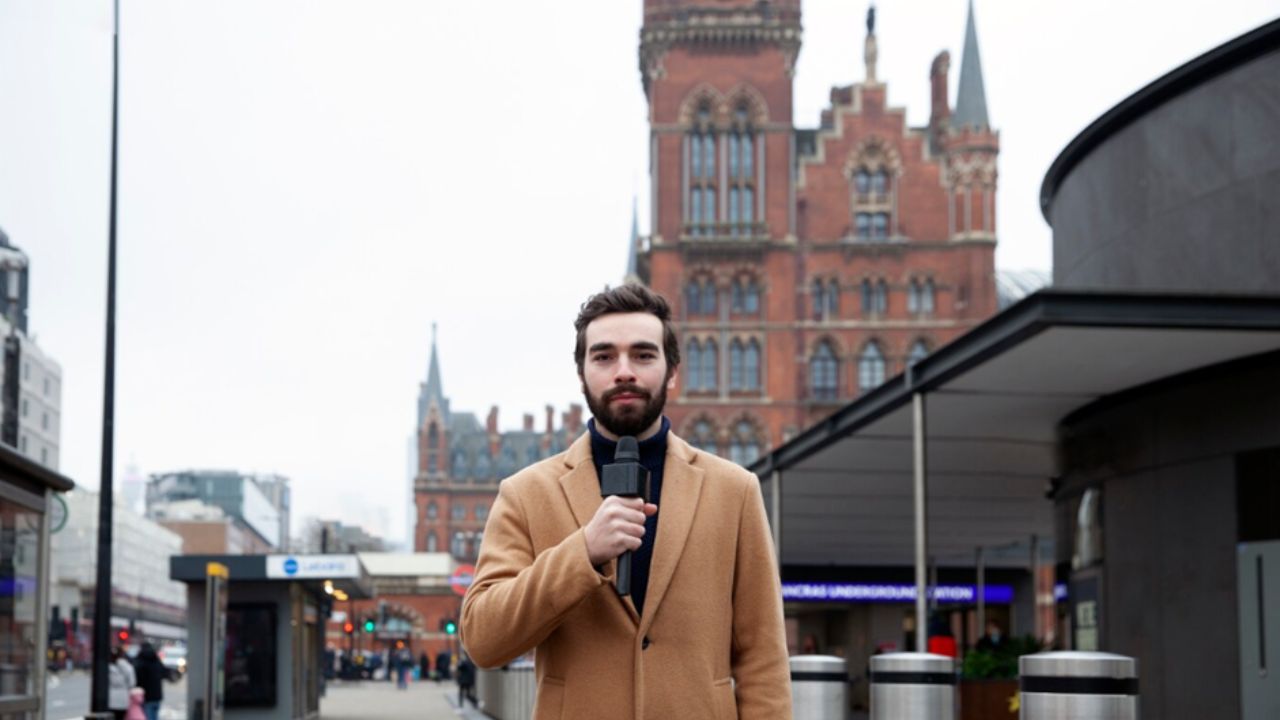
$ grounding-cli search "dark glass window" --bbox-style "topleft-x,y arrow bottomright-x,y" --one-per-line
686,339 -> 703,391
856,212 -> 871,238
875,280 -> 888,313
427,501 -> 438,520
810,342 -> 838,400
702,340 -> 718,391
872,213 -> 889,239
908,340 -> 929,366
922,279 -> 935,314
691,420 -> 718,455
858,341 -> 886,391
225,604 -> 278,707
452,504 -> 465,521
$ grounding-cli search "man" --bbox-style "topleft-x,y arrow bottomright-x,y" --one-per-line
455,653 -> 477,708
461,285 -> 791,719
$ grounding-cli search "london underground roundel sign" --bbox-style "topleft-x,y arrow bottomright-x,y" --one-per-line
450,564 -> 476,597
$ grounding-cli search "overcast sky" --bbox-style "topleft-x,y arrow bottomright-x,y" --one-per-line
2,0 -> 1276,547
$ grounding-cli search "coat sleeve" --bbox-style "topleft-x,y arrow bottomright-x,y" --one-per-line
731,477 -> 793,719
461,478 -> 611,668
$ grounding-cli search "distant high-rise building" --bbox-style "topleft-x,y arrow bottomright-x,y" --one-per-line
146,470 -> 284,550
253,474 -> 293,553
0,226 -> 61,470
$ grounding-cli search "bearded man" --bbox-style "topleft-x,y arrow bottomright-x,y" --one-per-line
461,284 -> 791,719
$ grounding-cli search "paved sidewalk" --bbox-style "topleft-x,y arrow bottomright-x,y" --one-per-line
320,679 -> 474,720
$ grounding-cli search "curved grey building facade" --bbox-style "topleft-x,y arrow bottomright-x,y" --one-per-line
1043,19 -> 1280,293
1043,18 -> 1280,720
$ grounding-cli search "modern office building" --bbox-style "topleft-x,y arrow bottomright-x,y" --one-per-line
147,470 -> 285,550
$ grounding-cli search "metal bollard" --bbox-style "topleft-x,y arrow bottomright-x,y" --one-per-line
791,655 -> 847,719
870,652 -> 955,720
1019,651 -> 1138,720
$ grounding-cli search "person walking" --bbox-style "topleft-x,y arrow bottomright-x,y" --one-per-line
107,646 -> 136,720
418,651 -> 431,682
461,285 -> 792,719
132,643 -> 166,720
455,654 -> 476,708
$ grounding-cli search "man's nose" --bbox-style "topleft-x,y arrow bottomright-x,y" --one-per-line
614,356 -> 637,383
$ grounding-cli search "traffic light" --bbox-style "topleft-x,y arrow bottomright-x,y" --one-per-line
363,618 -> 375,633
343,621 -> 354,635
441,618 -> 457,635
117,630 -> 129,643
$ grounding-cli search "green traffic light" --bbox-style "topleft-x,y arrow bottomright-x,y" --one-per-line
364,620 -> 375,633
445,621 -> 457,635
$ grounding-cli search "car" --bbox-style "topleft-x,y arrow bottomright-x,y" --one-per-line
159,644 -> 187,681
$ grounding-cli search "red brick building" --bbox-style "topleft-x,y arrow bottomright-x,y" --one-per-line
635,0 -> 1001,458
413,326 -> 584,559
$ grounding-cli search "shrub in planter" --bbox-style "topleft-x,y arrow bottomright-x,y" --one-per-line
959,636 -> 1041,720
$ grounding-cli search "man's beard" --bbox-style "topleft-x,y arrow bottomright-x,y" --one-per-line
584,381 -> 668,439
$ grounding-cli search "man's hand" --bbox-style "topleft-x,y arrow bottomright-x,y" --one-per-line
584,496 -> 658,567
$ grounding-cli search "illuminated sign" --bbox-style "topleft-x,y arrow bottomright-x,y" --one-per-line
265,555 -> 360,579
781,582 -> 1015,604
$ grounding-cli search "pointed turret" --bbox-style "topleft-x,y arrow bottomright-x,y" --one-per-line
625,198 -> 641,285
952,0 -> 990,130
418,323 -> 449,429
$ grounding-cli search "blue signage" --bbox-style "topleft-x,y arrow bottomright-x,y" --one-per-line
283,557 -> 299,576
781,582 -> 1015,604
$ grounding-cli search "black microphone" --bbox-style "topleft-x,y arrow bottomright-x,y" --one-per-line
600,436 -> 650,597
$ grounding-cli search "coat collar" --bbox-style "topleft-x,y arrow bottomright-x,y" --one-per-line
558,430 -> 705,632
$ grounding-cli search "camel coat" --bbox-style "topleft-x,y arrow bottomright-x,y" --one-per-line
461,431 -> 791,720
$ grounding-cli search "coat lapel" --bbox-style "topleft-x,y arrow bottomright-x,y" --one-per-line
638,434 -> 704,637
558,433 -> 641,626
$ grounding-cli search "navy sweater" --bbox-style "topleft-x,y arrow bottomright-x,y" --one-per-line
588,417 -> 669,618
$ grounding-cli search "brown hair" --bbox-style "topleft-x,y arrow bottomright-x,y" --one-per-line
574,285 -> 680,375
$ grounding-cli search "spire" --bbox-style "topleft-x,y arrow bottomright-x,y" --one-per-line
863,3 -> 878,83
624,197 -> 640,284
952,0 -> 990,130
418,323 -> 448,429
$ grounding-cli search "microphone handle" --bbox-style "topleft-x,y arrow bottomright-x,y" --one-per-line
616,550 -> 632,596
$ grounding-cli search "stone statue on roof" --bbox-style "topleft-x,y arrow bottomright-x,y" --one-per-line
867,5 -> 876,35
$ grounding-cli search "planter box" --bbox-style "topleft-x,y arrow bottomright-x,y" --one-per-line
959,679 -> 1018,720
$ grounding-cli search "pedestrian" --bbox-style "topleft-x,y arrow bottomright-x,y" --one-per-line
461,285 -> 792,718
132,642 -> 166,720
395,648 -> 410,689
418,651 -> 430,682
435,650 -> 451,682
455,654 -> 476,708
107,646 -> 136,720
976,618 -> 1006,652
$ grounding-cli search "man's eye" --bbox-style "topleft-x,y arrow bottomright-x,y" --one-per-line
593,354 -> 611,362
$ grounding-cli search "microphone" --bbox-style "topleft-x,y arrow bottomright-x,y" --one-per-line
600,436 -> 650,597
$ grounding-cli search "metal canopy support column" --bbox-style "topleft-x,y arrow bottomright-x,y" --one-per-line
912,392 -> 929,653
1030,534 -> 1041,642
976,546 -> 986,640
771,470 -> 782,570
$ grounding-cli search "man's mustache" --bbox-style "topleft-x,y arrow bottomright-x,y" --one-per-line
603,385 -> 651,402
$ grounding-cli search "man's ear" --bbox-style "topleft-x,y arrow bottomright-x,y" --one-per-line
666,366 -> 679,391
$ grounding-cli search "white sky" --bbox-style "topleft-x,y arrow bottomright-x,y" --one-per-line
2,0 -> 1276,546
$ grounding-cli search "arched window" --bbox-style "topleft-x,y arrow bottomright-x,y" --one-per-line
922,279 -> 936,314
875,279 -> 888,313
686,276 -> 716,316
727,102 -> 757,235
427,423 -> 439,445
476,504 -> 489,522
690,420 -> 718,455
730,339 -> 760,391
701,339 -> 718,391
812,280 -> 826,320
813,279 -> 838,320
861,279 -> 875,316
427,501 -> 438,520
687,102 -> 718,235
451,532 -> 466,558
686,338 -> 703,391
452,503 -> 466,521
859,341 -> 886,391
728,420 -> 762,466
907,279 -> 921,314
452,450 -> 468,479
827,280 -> 840,316
427,453 -> 437,474
426,532 -> 438,552
908,340 -> 930,366
852,161 -> 894,241
810,341 -> 838,400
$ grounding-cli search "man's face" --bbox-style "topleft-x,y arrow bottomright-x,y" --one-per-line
580,312 -> 677,440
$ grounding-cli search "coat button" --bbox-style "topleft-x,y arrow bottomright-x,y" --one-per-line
642,636 -> 651,650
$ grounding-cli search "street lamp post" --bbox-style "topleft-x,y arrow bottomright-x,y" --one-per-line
90,0 -> 122,712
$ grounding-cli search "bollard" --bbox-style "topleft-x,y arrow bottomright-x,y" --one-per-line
791,655 -> 847,719
870,652 -> 955,720
1019,651 -> 1138,720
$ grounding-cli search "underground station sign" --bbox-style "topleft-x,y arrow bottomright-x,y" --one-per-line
450,564 -> 475,597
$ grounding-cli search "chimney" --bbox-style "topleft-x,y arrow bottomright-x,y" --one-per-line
523,413 -> 534,432
930,51 -> 951,129
569,404 -> 584,433
545,405 -> 555,434
486,406 -> 499,435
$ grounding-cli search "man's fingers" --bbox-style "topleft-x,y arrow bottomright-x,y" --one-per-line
643,503 -> 658,516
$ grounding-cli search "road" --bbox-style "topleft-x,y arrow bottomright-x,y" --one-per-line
46,670 -> 187,720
